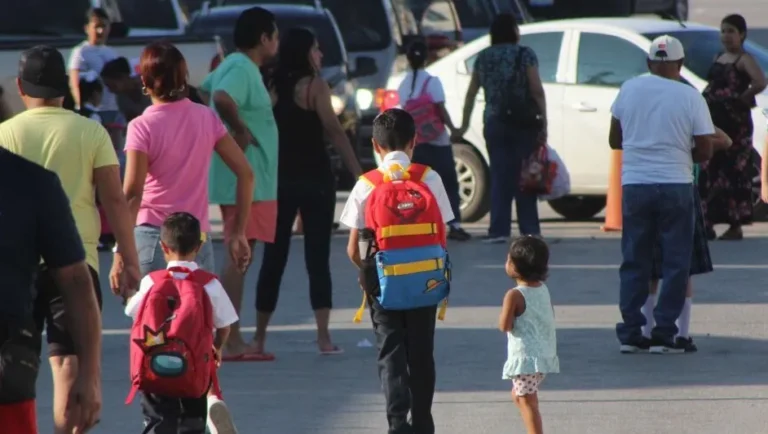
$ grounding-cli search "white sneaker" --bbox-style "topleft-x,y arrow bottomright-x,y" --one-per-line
207,396 -> 238,434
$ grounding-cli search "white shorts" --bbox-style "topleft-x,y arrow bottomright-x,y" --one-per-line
511,373 -> 546,396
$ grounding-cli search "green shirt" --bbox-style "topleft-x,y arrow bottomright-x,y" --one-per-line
202,53 -> 278,204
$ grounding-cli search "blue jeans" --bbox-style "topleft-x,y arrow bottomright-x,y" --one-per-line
135,225 -> 215,276
412,144 -> 461,224
616,183 -> 694,344
483,120 -> 540,237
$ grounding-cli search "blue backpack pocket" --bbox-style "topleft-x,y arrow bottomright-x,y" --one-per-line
376,244 -> 450,310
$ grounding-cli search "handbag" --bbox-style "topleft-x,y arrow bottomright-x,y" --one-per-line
538,145 -> 570,201
500,47 -> 543,130
520,144 -> 557,195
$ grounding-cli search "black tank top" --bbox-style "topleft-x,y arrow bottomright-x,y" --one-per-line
273,76 -> 332,182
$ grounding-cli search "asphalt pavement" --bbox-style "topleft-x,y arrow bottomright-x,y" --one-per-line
31,198 -> 768,434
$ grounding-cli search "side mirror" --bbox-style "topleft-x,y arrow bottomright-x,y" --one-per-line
349,57 -> 377,79
110,22 -> 129,38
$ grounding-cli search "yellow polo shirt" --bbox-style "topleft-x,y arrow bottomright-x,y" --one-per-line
0,107 -> 119,271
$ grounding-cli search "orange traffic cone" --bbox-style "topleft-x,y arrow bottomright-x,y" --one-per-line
601,150 -> 622,232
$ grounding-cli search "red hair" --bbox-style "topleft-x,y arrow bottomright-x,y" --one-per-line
139,41 -> 188,101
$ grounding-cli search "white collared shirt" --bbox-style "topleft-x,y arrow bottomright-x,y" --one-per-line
125,260 -> 238,329
339,150 -> 455,229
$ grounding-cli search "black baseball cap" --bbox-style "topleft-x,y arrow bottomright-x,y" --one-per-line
18,46 -> 69,99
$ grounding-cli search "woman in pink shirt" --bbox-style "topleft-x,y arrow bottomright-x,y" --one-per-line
112,42 -> 254,279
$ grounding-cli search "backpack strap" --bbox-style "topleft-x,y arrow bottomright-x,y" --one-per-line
359,168 -> 385,189
406,163 -> 431,182
183,269 -> 217,286
418,76 -> 432,97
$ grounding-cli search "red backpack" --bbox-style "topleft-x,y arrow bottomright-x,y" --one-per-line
125,267 -> 215,404
363,162 -> 446,250
402,76 -> 445,145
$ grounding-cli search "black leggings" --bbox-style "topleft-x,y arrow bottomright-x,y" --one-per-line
256,178 -> 335,313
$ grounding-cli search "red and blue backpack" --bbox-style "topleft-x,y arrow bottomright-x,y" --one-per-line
353,162 -> 450,322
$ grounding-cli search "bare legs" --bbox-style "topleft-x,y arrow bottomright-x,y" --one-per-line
513,391 -> 543,434
220,240 -> 256,357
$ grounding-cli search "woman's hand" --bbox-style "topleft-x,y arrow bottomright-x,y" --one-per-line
227,234 -> 251,274
109,253 -> 124,295
761,182 -> 768,204
110,252 -> 141,297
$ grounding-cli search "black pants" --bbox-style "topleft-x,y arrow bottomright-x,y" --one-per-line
256,178 -> 335,313
370,302 -> 438,434
412,143 -> 461,224
141,392 -> 207,434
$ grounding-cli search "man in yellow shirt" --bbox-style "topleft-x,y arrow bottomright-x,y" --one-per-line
0,45 -> 140,434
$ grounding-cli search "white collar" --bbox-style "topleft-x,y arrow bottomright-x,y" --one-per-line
380,151 -> 411,167
166,260 -> 199,271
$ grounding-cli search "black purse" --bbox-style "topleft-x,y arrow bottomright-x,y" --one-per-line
501,47 -> 543,130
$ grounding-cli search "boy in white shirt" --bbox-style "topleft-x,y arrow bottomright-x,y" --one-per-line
339,109 -> 454,434
125,212 -> 239,434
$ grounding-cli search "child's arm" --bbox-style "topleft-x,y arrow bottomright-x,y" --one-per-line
124,276 -> 153,319
499,289 -> 524,332
347,229 -> 362,270
213,326 -> 231,353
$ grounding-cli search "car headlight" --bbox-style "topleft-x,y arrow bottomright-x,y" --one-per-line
356,88 -> 374,111
330,94 -> 345,115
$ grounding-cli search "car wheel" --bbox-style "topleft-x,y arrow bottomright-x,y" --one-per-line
662,0 -> 688,20
453,143 -> 490,223
548,195 -> 606,221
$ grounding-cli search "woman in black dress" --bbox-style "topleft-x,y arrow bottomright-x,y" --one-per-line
699,14 -> 767,240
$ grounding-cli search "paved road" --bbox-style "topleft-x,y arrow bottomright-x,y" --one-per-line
33,197 -> 768,433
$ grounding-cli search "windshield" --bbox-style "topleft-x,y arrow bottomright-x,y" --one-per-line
452,0 -> 495,28
321,0 -> 391,51
643,30 -> 768,80
116,0 -> 179,30
0,0 -> 90,36
189,11 -> 344,67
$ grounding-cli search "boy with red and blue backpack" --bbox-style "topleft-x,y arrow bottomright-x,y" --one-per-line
340,108 -> 454,434
124,212 -> 239,434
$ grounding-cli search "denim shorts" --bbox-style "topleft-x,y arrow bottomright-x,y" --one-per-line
135,225 -> 215,276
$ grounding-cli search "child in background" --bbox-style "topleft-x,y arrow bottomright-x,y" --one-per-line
76,71 -> 104,123
499,236 -> 559,434
124,212 -> 239,434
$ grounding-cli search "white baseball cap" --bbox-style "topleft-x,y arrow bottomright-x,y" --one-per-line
648,35 -> 685,61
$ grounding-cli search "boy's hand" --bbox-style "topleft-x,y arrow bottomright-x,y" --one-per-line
213,347 -> 223,368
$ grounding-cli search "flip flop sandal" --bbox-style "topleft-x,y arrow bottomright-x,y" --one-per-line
319,346 -> 344,356
222,352 -> 276,362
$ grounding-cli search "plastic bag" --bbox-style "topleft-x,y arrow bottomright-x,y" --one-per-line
539,145 -> 570,201
520,145 -> 556,195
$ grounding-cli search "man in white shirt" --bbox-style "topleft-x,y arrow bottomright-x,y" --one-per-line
609,35 -> 717,354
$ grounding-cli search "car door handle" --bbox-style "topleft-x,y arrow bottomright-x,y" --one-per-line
572,102 -> 597,112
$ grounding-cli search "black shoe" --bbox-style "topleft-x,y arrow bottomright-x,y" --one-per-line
675,336 -> 698,353
619,336 -> 651,354
447,227 -> 472,241
481,235 -> 508,244
649,337 -> 686,354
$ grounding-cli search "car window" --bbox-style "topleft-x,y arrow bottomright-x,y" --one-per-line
451,0 -> 495,28
643,30 -> 768,80
0,0 -> 91,35
322,0 -> 392,51
419,0 -> 458,35
116,0 -> 179,30
465,32 -> 564,83
577,32 -> 646,87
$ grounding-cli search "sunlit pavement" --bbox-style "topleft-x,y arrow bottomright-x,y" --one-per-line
31,196 -> 768,433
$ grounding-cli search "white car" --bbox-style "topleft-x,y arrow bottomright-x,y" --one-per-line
383,18 -> 768,222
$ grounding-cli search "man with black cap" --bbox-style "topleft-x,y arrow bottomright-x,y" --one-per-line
0,44 -> 140,433
609,35 -> 729,355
